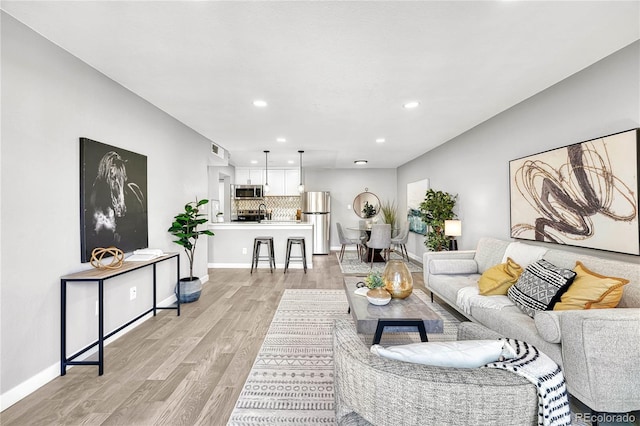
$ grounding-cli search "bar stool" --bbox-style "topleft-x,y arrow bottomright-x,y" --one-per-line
284,237 -> 307,274
251,236 -> 275,273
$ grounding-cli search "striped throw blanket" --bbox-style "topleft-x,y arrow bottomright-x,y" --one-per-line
484,339 -> 572,426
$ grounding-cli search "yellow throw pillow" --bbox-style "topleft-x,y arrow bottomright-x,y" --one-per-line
478,258 -> 523,296
554,261 -> 630,310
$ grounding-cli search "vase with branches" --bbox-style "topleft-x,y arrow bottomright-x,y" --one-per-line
419,189 -> 457,252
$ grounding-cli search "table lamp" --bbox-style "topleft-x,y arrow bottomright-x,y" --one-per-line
444,220 -> 462,251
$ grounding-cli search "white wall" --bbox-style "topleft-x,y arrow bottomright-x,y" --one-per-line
397,40 -> 640,263
304,168 -> 397,250
0,13 -> 213,406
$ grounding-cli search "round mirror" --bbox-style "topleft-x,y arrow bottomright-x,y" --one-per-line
353,191 -> 380,218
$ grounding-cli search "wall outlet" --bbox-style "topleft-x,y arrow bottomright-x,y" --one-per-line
242,247 -> 247,254
130,287 -> 137,301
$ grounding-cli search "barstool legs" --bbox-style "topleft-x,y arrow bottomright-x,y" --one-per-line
284,237 -> 307,274
251,237 -> 275,273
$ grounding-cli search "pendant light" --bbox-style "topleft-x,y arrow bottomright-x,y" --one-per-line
297,150 -> 305,193
263,150 -> 270,193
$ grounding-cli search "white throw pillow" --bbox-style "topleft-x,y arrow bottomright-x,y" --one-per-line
370,340 -> 516,368
501,242 -> 547,268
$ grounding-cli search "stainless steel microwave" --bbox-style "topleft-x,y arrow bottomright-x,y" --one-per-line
233,185 -> 264,199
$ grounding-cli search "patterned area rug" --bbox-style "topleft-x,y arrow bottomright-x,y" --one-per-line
337,251 -> 423,275
227,289 -> 460,425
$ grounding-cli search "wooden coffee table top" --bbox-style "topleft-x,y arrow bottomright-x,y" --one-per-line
343,276 -> 444,335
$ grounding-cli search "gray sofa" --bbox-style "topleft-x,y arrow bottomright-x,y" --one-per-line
333,319 -> 539,426
423,237 -> 640,414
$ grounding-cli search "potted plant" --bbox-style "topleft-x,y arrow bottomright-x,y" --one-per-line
168,198 -> 214,303
419,189 -> 457,252
364,272 -> 391,305
380,200 -> 398,236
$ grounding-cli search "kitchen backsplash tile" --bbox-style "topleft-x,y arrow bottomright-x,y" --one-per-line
233,196 -> 301,221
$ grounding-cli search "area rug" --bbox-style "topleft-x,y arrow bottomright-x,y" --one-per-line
227,288 -> 460,425
337,251 -> 423,275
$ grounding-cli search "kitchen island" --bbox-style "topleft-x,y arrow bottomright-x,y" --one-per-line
208,221 -> 314,269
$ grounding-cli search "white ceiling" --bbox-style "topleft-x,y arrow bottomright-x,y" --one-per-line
2,1 -> 639,169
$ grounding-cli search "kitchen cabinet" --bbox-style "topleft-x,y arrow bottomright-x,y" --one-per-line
267,170 -> 285,195
235,168 -> 264,185
284,169 -> 300,195
237,168 -> 299,195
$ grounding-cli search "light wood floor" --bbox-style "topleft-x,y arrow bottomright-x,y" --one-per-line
1,252 -> 430,426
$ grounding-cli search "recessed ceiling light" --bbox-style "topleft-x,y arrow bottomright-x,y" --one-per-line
250,160 -> 258,164
354,160 -> 368,165
253,100 -> 268,107
277,137 -> 286,143
376,138 -> 386,143
403,101 -> 420,109
287,160 -> 294,164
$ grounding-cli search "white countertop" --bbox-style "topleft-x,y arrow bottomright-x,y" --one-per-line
209,221 -> 312,229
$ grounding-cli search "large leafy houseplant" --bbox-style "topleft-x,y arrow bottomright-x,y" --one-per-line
168,199 -> 214,302
419,189 -> 457,252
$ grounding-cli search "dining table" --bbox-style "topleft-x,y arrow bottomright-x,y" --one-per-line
347,224 -> 395,263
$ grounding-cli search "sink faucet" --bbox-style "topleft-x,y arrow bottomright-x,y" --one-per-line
258,203 -> 267,223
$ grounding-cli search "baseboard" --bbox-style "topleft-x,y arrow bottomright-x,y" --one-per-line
0,293 -> 177,412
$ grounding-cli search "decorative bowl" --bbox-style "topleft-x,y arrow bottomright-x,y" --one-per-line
366,288 -> 391,306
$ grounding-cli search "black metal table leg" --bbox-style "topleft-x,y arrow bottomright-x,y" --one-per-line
176,257 -> 181,316
372,318 -> 429,345
153,263 -> 157,316
60,279 -> 67,376
98,279 -> 104,376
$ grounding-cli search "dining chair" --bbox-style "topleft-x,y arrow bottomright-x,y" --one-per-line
336,222 -> 363,262
366,224 -> 391,268
391,222 -> 410,261
358,219 -> 369,243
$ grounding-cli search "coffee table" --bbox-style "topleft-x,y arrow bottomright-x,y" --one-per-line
343,276 -> 444,344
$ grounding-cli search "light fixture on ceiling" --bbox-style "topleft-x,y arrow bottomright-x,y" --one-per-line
263,150 -> 270,193
287,160 -> 294,164
277,137 -> 286,143
250,160 -> 258,164
403,101 -> 420,109
298,150 -> 305,193
354,160 -> 368,165
376,138 -> 386,143
253,100 -> 268,107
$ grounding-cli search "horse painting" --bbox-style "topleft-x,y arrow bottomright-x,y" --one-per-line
90,151 -> 144,241
80,138 -> 148,262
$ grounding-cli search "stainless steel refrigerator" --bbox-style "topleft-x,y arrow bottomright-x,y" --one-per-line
301,191 -> 331,254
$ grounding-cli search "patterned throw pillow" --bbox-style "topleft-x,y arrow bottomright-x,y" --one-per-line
507,259 -> 576,317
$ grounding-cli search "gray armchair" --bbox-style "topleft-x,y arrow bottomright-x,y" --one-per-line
333,319 -> 538,425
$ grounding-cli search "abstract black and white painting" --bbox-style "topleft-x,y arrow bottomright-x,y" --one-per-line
509,128 -> 639,255
80,138 -> 148,262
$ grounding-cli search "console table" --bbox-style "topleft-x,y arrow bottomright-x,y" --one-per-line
60,253 -> 180,376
